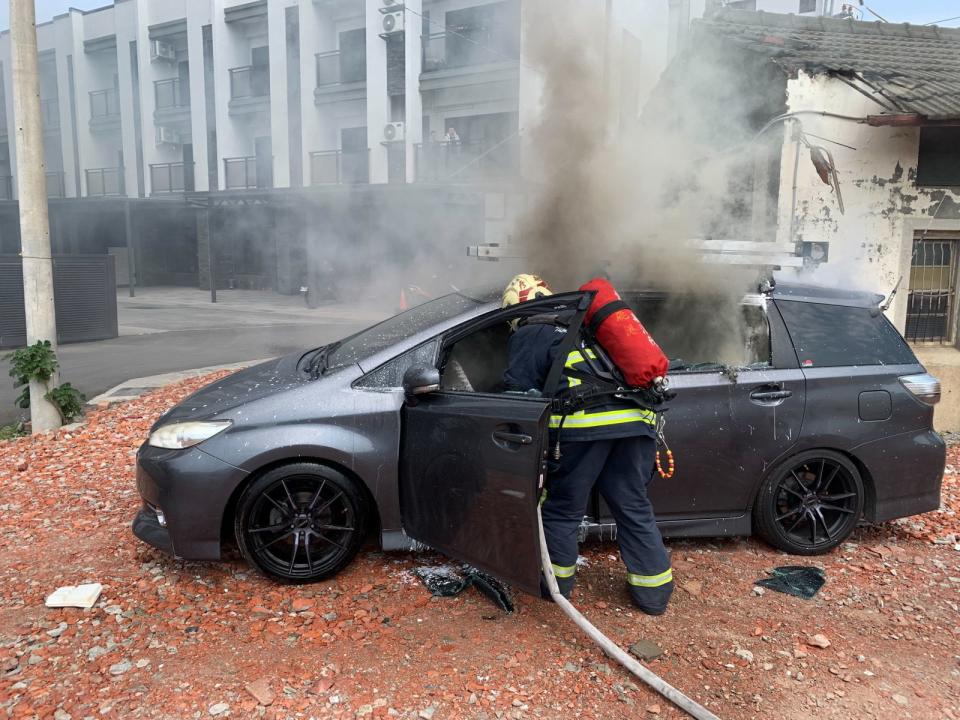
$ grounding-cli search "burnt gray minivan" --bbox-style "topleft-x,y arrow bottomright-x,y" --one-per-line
133,282 -> 944,594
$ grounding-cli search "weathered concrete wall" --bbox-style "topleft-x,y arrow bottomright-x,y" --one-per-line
914,346 -> 960,433
775,71 -> 960,332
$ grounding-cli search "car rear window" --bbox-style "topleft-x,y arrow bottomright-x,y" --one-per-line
777,300 -> 917,368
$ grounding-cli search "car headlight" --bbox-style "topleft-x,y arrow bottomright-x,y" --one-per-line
148,420 -> 232,449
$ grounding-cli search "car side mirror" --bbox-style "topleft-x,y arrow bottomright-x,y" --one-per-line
403,364 -> 440,397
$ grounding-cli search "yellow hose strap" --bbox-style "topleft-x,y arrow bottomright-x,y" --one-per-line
552,563 -> 577,579
627,568 -> 674,588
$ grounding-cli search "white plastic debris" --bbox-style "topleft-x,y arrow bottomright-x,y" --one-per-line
45,583 -> 103,609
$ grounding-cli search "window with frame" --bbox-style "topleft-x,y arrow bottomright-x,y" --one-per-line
906,234 -> 960,343
439,314 -> 518,394
916,128 -> 960,187
778,301 -> 917,367
438,301 -> 581,395
339,28 -> 366,84
798,0 -> 817,13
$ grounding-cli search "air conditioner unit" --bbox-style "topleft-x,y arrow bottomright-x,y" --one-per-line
383,122 -> 404,143
150,39 -> 177,63
381,10 -> 404,34
155,126 -> 181,147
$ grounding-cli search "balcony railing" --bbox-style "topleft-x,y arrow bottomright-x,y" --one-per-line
309,149 -> 369,185
315,50 -> 366,87
229,65 -> 270,100
154,78 -> 190,110
85,167 -> 125,197
414,138 -> 519,183
421,31 -> 518,72
40,99 -> 59,130
150,162 -> 194,194
89,88 -> 120,119
46,172 -> 66,198
0,175 -> 12,200
224,156 -> 272,190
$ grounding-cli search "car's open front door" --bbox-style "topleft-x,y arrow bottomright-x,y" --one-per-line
399,394 -> 549,595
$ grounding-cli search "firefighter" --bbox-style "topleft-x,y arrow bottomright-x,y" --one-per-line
501,273 -> 674,615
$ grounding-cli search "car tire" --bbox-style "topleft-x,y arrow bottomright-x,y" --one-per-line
754,450 -> 865,555
235,463 -> 368,583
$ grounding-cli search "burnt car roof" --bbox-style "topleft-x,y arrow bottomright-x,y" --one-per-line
771,282 -> 885,308
461,281 -> 885,309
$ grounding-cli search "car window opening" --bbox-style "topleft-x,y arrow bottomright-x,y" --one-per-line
626,293 -> 772,374
440,322 -> 513,393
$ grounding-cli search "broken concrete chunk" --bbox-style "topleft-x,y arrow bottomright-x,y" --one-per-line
629,639 -> 664,662
245,678 -> 275,706
108,660 -> 132,675
46,622 -> 68,638
45,583 -> 103,610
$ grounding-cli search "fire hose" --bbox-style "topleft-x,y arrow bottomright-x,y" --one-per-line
537,505 -> 721,720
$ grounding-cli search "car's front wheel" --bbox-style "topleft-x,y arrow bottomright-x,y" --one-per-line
754,450 -> 864,555
235,463 -> 368,583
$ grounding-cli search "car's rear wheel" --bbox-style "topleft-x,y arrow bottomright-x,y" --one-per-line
235,463 -> 367,583
754,450 -> 864,555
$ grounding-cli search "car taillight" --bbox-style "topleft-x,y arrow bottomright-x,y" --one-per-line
899,373 -> 941,405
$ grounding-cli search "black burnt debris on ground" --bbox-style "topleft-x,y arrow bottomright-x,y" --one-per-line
755,566 -> 827,600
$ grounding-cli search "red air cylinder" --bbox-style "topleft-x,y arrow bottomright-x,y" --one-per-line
579,277 -> 668,388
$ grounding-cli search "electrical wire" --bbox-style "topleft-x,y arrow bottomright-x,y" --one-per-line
751,111 -> 869,143
801,131 -> 857,151
858,2 -> 889,22
924,15 -> 960,26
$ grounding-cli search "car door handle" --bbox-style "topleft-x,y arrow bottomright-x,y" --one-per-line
492,431 -> 533,445
750,389 -> 793,402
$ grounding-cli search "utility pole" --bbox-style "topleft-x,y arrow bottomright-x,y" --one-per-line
11,0 -> 61,433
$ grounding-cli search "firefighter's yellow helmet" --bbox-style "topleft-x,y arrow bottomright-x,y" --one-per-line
502,273 -> 553,308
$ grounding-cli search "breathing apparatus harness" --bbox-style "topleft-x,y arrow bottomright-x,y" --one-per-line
519,298 -> 676,475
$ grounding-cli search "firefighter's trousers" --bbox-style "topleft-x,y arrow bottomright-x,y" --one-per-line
541,435 -> 674,615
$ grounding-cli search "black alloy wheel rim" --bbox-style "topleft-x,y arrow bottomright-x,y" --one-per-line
773,458 -> 859,549
246,475 -> 356,580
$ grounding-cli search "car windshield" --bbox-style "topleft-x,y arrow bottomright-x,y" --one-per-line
326,293 -> 486,370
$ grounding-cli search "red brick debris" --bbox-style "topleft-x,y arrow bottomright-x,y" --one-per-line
1,374 -> 959,720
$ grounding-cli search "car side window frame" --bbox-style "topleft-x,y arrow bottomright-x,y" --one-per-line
667,296 -> 783,375
352,338 -> 441,390
766,297 -> 800,370
436,292 -> 588,398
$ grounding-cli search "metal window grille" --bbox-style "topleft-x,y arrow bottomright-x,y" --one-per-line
906,237 -> 959,343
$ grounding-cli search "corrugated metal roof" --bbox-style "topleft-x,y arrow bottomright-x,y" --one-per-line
695,9 -> 960,120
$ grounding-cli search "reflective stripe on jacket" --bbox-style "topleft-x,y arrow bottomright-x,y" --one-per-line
550,349 -> 656,441
503,324 -> 656,442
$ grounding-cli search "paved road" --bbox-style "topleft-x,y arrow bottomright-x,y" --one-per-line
1,288 -> 385,426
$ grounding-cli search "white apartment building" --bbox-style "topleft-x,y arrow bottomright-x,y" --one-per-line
0,0 -> 838,202
0,0 -> 522,199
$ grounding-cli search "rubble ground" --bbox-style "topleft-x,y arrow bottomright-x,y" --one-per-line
1,374 -> 959,720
